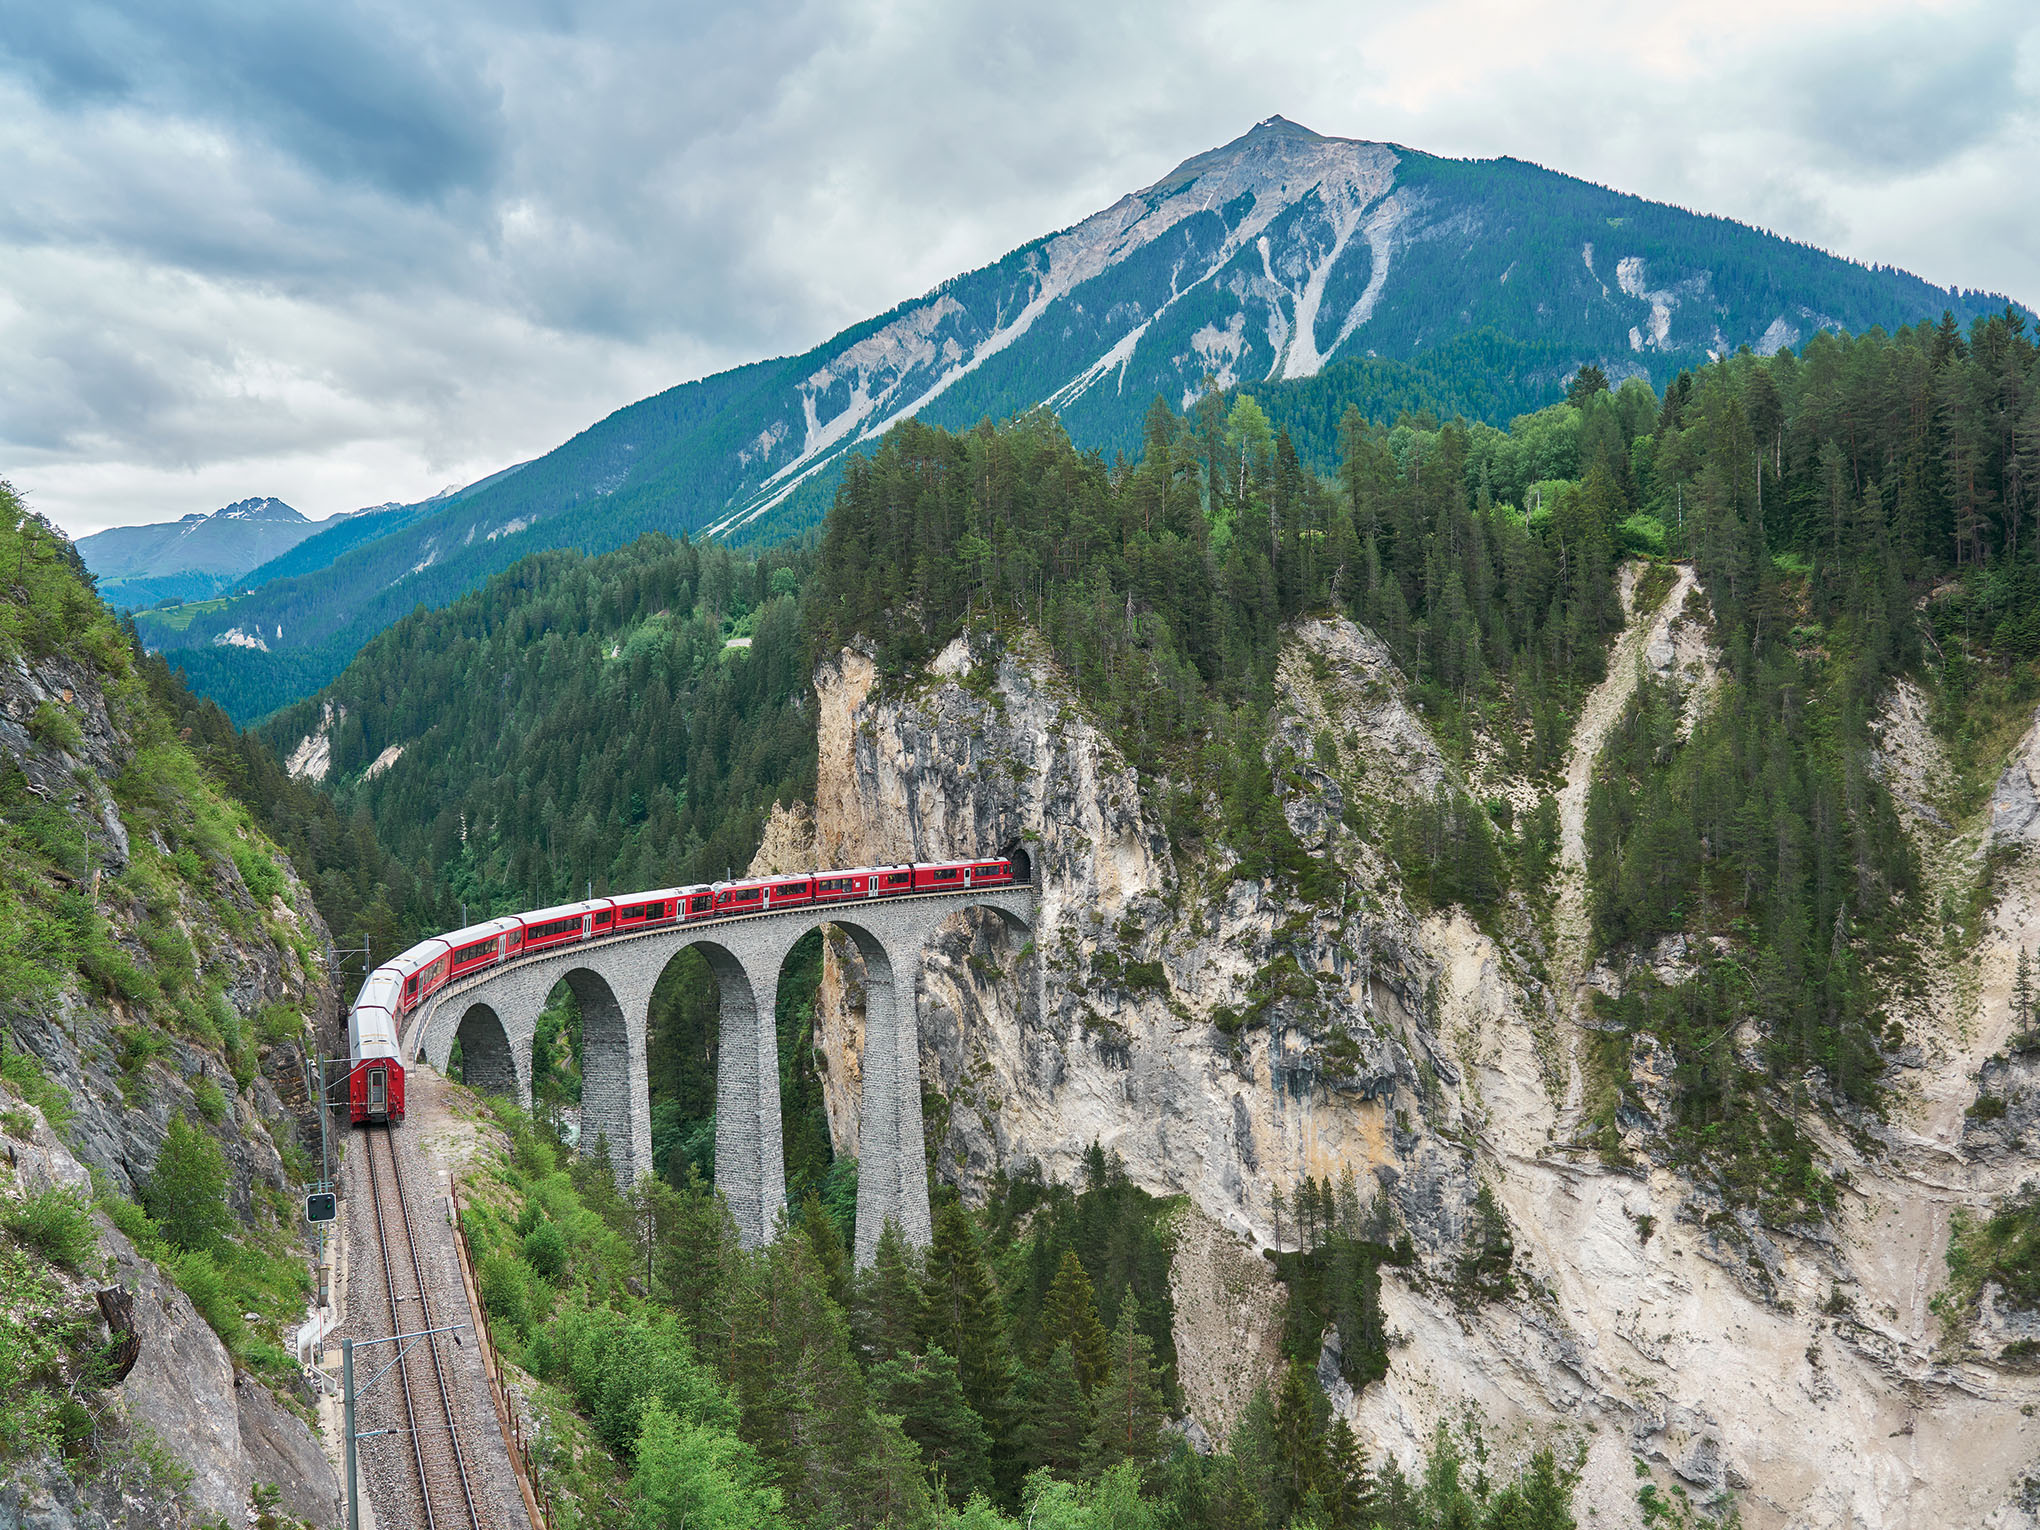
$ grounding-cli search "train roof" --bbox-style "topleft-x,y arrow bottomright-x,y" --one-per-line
520,898 -> 609,925
440,916 -> 523,948
388,938 -> 451,976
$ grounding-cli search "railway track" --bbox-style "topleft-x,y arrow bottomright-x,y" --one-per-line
363,1125 -> 487,1530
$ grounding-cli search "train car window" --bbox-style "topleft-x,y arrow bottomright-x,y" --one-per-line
595,910 -> 613,926
737,888 -> 761,902
884,871 -> 910,885
406,975 -> 418,996
818,877 -> 848,893
690,896 -> 711,914
932,868 -> 959,880
777,883 -> 807,896
455,940 -> 494,964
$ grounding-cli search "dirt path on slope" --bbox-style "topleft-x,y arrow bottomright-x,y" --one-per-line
1549,562 -> 1698,1116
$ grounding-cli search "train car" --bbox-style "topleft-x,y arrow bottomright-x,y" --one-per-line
709,879 -> 767,915
518,899 -> 602,955
347,967 -> 407,1124
443,916 -> 526,983
812,870 -> 870,902
344,858 -> 1028,1132
389,938 -> 452,1017
612,890 -> 683,933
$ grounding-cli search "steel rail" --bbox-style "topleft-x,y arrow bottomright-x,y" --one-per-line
364,1126 -> 484,1530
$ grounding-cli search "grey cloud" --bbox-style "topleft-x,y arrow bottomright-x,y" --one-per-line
2,0 -> 2037,538
0,0 -> 506,199
1785,3 -> 2031,173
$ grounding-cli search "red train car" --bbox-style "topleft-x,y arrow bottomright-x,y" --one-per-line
346,968 -> 406,1124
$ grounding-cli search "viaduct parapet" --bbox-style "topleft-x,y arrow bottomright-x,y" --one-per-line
402,887 -> 1033,1262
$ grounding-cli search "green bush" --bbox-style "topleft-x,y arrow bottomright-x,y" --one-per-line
255,1004 -> 305,1046
231,840 -> 286,905
0,1243 -> 71,1456
143,1112 -> 233,1253
0,1048 -> 72,1137
2,1186 -> 99,1272
191,1075 -> 228,1124
1617,512 -> 1670,557
164,1247 -> 241,1352
524,1219 -> 568,1281
95,1188 -> 160,1249
477,1247 -> 537,1339
27,700 -> 84,756
1947,1185 -> 2040,1310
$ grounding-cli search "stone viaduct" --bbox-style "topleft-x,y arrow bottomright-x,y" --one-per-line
400,886 -> 1033,1263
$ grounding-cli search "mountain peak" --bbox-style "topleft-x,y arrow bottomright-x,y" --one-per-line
1143,115 -> 1385,201
212,497 -> 304,524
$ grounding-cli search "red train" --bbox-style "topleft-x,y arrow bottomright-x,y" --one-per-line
345,857 -> 1021,1125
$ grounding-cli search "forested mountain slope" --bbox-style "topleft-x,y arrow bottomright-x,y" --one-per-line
264,308 -> 2040,1525
151,117 -> 2022,723
0,484 -> 342,1525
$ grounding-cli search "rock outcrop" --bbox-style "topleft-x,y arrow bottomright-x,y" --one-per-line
805,580 -> 2040,1527
0,640 -> 342,1527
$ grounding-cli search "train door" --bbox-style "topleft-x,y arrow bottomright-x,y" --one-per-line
366,1065 -> 387,1119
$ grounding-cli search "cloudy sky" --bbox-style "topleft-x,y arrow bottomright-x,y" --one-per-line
3,0 -> 2035,538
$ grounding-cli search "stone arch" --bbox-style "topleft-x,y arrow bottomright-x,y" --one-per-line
802,918 -> 918,1266
647,936 -> 782,1246
852,897 -> 1034,1264
559,967 -> 645,1187
454,1002 -> 518,1098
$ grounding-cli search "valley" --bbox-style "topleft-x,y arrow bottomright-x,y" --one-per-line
5,119 -> 2040,1530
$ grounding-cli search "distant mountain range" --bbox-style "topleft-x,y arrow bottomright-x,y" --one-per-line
76,497 -> 339,609
137,117 -> 2026,721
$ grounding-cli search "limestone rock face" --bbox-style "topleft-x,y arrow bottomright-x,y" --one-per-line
808,604 -> 2040,1528
0,643 -> 341,1529
0,1100 -> 342,1529
811,631 -> 1470,1257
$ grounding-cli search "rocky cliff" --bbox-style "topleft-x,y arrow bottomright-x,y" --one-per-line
0,631 -> 343,1527
798,572 -> 2040,1528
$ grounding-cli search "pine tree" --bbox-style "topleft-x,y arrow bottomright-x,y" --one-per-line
852,1218 -> 923,1366
1089,1292 -> 1168,1472
868,1344 -> 995,1505
1018,1341 -> 1091,1478
1206,1451 -> 1269,1530
1319,1417 -> 1373,1530
1270,1359 -> 1323,1518
801,1188 -> 847,1306
656,1162 -> 737,1356
920,1199 -> 1012,1428
1039,1248 -> 1110,1393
